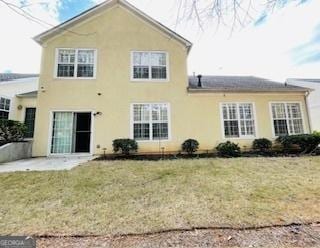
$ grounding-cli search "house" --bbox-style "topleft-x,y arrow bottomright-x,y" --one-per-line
9,0 -> 311,156
0,73 -> 38,82
0,75 -> 38,138
286,78 -> 320,131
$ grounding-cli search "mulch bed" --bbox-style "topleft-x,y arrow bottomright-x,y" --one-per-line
37,223 -> 320,247
95,150 -> 320,161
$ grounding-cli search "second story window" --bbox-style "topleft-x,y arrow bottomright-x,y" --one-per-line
56,48 -> 96,79
132,51 -> 168,81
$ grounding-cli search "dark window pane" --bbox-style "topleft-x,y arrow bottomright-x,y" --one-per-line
4,99 -> 10,111
224,120 -> 239,138
152,123 -> 168,139
77,65 -> 94,78
133,123 -> 150,140
133,66 -> 149,79
0,111 -> 9,120
151,66 -> 166,79
75,132 -> 91,153
76,113 -> 91,131
57,64 -> 74,77
274,120 -> 288,136
24,108 -> 36,138
0,98 -> 6,110
75,113 -> 91,153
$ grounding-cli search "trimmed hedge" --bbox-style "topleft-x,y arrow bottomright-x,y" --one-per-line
113,139 -> 138,155
276,133 -> 320,154
216,141 -> 241,157
182,139 -> 199,155
252,138 -> 272,152
0,120 -> 26,146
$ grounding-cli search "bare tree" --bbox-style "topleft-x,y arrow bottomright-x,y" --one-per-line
175,0 -> 307,31
0,0 -> 307,34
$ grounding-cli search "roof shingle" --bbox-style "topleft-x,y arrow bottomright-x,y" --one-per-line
0,73 -> 39,82
188,76 -> 310,92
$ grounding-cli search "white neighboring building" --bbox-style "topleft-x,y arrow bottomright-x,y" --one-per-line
0,76 -> 38,97
0,76 -> 38,118
287,78 -> 320,131
0,76 -> 38,135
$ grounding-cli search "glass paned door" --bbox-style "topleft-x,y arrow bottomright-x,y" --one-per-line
74,113 -> 91,153
51,112 -> 74,154
24,108 -> 36,138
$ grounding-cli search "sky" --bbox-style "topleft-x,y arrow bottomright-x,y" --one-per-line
0,0 -> 319,81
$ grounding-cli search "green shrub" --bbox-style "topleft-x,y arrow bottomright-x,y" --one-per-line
0,120 -> 26,146
252,138 -> 272,152
276,134 -> 320,154
182,139 -> 199,155
216,141 -> 241,157
113,139 -> 138,155
313,131 -> 320,138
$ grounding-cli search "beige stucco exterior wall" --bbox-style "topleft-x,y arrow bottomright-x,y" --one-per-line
8,96 -> 37,123
32,5 -> 310,156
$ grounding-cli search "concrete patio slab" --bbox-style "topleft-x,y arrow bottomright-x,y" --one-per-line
0,156 -> 95,173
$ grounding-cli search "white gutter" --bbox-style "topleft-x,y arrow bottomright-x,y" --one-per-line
304,91 -> 313,133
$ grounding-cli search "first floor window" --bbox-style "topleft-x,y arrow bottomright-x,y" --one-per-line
271,102 -> 304,136
0,97 -> 10,120
56,48 -> 96,78
221,103 -> 256,138
132,103 -> 169,141
132,51 -> 167,80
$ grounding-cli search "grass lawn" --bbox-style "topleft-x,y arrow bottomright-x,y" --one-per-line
0,157 -> 319,236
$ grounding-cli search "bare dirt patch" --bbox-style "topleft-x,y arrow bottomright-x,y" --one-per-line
37,223 -> 320,248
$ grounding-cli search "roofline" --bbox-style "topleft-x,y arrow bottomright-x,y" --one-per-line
33,0 -> 192,51
16,91 -> 38,98
187,87 -> 312,94
287,78 -> 320,82
287,78 -> 320,80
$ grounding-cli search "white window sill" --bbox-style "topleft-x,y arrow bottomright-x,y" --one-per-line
135,139 -> 171,143
223,136 -> 256,140
130,79 -> 169,83
48,153 -> 92,157
54,77 -> 96,80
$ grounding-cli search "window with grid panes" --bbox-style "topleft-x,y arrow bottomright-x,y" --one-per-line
132,52 -> 167,80
0,97 -> 10,120
271,103 -> 304,136
221,103 -> 256,138
56,49 -> 95,78
132,103 -> 169,140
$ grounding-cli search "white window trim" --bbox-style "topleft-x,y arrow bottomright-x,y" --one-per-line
0,95 -> 11,113
130,102 -> 171,142
130,51 -> 170,82
47,109 -> 95,156
0,95 -> 12,120
269,101 -> 305,138
54,48 -> 98,80
219,102 -> 258,140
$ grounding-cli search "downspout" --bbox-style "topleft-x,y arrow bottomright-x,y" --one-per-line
304,91 -> 313,133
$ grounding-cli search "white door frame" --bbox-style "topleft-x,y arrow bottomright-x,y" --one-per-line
47,110 -> 95,156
